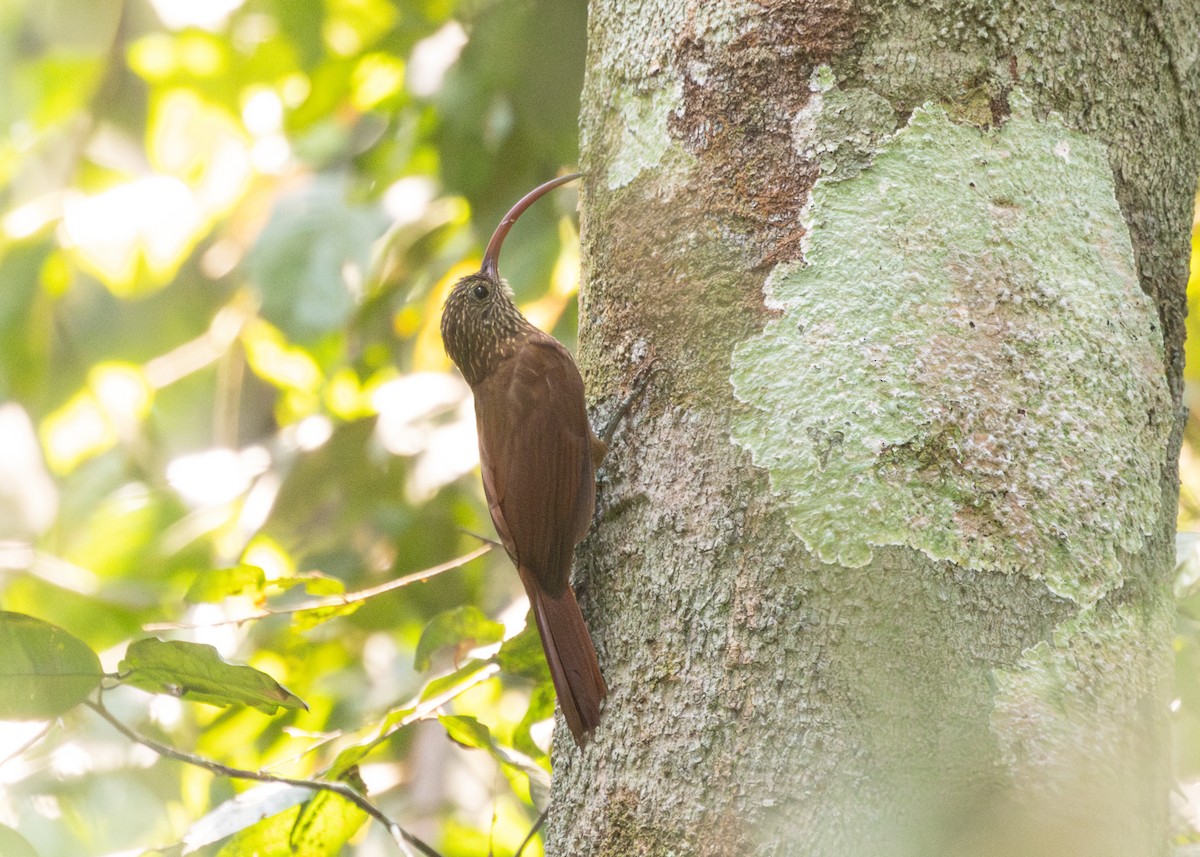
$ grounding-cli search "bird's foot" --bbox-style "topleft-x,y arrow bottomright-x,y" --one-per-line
595,352 -> 659,450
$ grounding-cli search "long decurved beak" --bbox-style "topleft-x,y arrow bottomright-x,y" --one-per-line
480,172 -> 581,281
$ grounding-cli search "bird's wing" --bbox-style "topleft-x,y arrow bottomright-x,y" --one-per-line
474,334 -> 595,597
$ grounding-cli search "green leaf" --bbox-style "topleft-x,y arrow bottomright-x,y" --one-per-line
414,605 -> 505,671
0,611 -> 101,720
0,823 -> 40,857
182,783 -> 312,853
495,621 -> 550,682
418,659 -> 493,704
118,639 -> 308,715
184,565 -> 266,603
267,571 -> 348,602
271,572 -> 357,631
438,712 -> 493,751
289,781 -> 368,854
327,735 -> 386,780
438,714 -> 549,781
292,603 -> 359,632
215,786 -> 367,857
512,680 -> 556,761
301,573 -> 344,597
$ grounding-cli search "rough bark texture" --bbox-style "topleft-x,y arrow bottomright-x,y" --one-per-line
553,2 -> 1200,856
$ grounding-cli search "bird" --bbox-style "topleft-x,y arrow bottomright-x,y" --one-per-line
440,173 -> 607,747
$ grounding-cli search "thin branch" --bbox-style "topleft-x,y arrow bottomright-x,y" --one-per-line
144,543 -> 495,631
457,530 -> 504,549
514,806 -> 549,857
362,663 -> 501,758
0,721 -> 54,770
262,661 -> 502,778
85,699 -> 445,857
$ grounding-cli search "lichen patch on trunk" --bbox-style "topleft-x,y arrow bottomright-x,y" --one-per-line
988,599 -> 1171,842
605,81 -> 694,190
730,97 -> 1170,606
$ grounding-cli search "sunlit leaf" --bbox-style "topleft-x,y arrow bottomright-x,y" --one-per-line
0,612 -> 102,720
323,366 -> 374,420
419,659 -> 494,703
39,390 -> 116,474
264,571 -> 358,629
61,177 -> 207,297
328,734 -> 388,779
148,89 -> 252,218
288,780 -> 369,855
438,713 -> 549,780
439,712 -> 492,750
294,571 -> 346,597
242,535 -> 297,582
513,680 -> 555,761
39,363 -> 153,474
495,622 -> 550,682
119,638 -> 308,714
215,784 -> 367,857
294,603 -> 360,631
128,32 -> 229,83
184,565 -> 267,603
182,783 -> 312,854
414,604 -> 504,670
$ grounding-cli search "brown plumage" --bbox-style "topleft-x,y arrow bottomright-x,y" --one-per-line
440,173 -> 607,747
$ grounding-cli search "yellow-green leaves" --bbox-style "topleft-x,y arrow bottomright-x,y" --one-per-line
119,638 -> 307,715
0,612 -> 101,720
414,604 -> 504,670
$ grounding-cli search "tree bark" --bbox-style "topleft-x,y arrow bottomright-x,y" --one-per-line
555,2 -> 1200,856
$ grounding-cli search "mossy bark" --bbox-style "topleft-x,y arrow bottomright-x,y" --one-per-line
553,2 -> 1200,856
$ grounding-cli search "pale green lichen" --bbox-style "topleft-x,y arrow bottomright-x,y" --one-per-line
605,81 -> 694,190
730,98 -> 1171,606
990,601 -> 1170,788
792,65 -> 896,179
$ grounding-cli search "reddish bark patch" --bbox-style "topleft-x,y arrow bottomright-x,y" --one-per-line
668,0 -> 864,268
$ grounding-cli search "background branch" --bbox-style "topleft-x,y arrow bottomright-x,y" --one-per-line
85,698 -> 446,857
144,543 -> 495,632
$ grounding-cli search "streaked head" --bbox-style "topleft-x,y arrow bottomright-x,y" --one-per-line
440,173 -> 580,385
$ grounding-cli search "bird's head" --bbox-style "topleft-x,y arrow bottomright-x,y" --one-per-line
440,173 -> 580,384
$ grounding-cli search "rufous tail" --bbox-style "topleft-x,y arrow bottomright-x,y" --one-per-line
523,571 -> 607,747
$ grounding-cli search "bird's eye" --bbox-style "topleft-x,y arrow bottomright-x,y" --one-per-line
472,283 -> 490,300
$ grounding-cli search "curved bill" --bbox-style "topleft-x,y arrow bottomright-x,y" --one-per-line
480,172 -> 582,281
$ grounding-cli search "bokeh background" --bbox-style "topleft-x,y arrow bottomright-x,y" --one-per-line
3,1 -> 1200,855
0,0 -> 588,854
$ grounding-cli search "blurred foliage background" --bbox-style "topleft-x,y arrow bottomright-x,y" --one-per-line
0,0 -> 588,854
7,0 -> 1200,855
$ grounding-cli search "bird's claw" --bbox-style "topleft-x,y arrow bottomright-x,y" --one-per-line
596,352 -> 659,449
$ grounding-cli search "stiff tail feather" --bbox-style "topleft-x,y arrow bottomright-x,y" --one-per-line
523,570 -> 607,747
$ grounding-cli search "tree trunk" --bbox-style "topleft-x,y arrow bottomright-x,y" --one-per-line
554,2 -> 1200,856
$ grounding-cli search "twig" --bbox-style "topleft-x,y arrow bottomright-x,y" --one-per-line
85,698 -> 445,857
360,663 -> 501,760
457,529 -> 504,549
514,805 -> 549,857
0,721 -> 54,769
267,661 -> 501,773
145,543 -> 494,631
